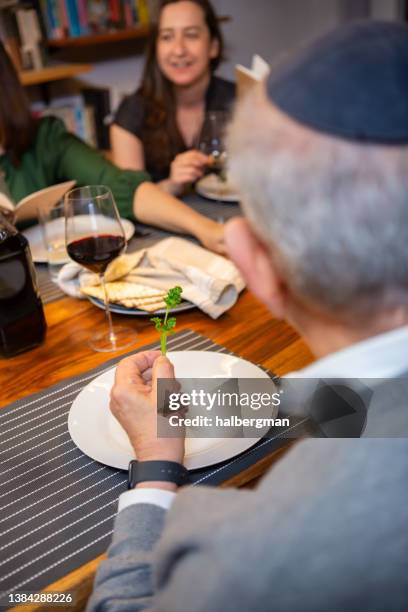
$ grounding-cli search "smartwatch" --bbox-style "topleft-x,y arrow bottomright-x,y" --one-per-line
128,460 -> 189,489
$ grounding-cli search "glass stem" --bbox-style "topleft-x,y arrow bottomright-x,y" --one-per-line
100,273 -> 116,346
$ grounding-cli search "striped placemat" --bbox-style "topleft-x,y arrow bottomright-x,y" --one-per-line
0,329 -> 288,603
35,265 -> 65,304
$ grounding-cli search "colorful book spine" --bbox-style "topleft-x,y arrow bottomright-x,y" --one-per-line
47,0 -> 59,39
65,0 -> 81,37
77,0 -> 89,34
131,0 -> 139,25
124,0 -> 133,27
58,0 -> 69,37
136,0 -> 149,25
38,0 -> 52,38
108,0 -> 119,23
133,0 -> 139,23
73,100 -> 86,140
51,0 -> 64,39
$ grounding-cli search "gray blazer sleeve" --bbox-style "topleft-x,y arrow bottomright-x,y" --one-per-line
86,503 -> 166,611
87,439 -> 408,612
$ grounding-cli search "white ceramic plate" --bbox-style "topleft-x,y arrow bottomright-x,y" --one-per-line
88,296 -> 196,317
23,216 -> 135,263
196,173 -> 240,203
68,351 -> 271,471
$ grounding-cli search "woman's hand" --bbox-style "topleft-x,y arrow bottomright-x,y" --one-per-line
110,350 -> 185,464
195,218 -> 226,255
169,150 -> 210,190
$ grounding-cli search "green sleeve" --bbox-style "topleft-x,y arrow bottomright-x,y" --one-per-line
38,117 -> 151,219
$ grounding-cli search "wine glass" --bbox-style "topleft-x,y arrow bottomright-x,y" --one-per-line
198,111 -> 229,202
65,185 -> 136,352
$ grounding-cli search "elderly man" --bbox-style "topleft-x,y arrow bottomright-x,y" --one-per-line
87,21 -> 408,612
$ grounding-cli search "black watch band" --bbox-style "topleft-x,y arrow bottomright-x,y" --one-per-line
128,460 -> 189,489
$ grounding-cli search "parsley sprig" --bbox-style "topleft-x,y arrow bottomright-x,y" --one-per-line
151,286 -> 183,355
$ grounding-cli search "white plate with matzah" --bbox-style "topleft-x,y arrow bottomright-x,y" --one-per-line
68,351 -> 270,471
88,296 -> 196,316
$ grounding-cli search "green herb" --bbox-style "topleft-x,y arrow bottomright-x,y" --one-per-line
151,286 -> 183,355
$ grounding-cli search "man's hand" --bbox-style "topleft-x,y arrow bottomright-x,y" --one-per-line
110,350 -> 185,464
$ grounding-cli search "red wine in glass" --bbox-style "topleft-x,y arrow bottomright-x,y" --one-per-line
67,234 -> 126,274
65,185 -> 135,352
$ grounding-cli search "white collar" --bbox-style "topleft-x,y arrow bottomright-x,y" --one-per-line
295,325 -> 408,379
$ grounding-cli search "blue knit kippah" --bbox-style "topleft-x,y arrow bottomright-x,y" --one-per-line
267,21 -> 408,144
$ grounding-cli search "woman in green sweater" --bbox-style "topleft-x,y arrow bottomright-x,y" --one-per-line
0,42 -> 224,253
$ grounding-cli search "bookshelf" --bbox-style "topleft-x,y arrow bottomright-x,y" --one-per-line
46,24 -> 150,48
19,62 -> 91,85
45,16 -> 230,49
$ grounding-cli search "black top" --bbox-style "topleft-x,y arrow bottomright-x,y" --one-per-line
113,75 -> 235,181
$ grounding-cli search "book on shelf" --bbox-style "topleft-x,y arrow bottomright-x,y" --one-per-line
0,1 -> 45,70
31,87 -> 111,150
15,6 -> 44,69
31,93 -> 99,148
41,95 -> 87,139
136,0 -> 148,25
0,180 -> 76,223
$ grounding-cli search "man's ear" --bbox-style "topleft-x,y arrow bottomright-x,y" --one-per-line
224,217 -> 286,319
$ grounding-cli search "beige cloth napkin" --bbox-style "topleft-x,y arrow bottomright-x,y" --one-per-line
58,237 -> 245,319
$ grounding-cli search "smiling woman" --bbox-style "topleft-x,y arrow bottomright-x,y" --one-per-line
110,0 -> 235,195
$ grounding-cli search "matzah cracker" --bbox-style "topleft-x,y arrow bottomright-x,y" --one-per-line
105,251 -> 145,282
121,299 -> 166,312
121,295 -> 168,304
81,282 -> 166,303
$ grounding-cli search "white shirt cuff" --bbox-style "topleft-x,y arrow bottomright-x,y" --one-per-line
118,488 -> 176,512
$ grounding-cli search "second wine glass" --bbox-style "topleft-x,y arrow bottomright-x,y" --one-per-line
65,185 -> 136,352
199,111 -> 228,180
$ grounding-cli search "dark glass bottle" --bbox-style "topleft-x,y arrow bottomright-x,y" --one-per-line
0,213 -> 47,357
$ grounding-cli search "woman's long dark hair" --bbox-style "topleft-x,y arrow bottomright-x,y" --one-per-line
0,42 -> 38,165
139,0 -> 224,175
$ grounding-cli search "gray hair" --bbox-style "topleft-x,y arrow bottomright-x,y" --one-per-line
227,87 -> 408,321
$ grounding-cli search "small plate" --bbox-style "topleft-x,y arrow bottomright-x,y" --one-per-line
23,217 -> 135,264
196,173 -> 240,202
68,351 -> 271,470
88,296 -> 196,316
